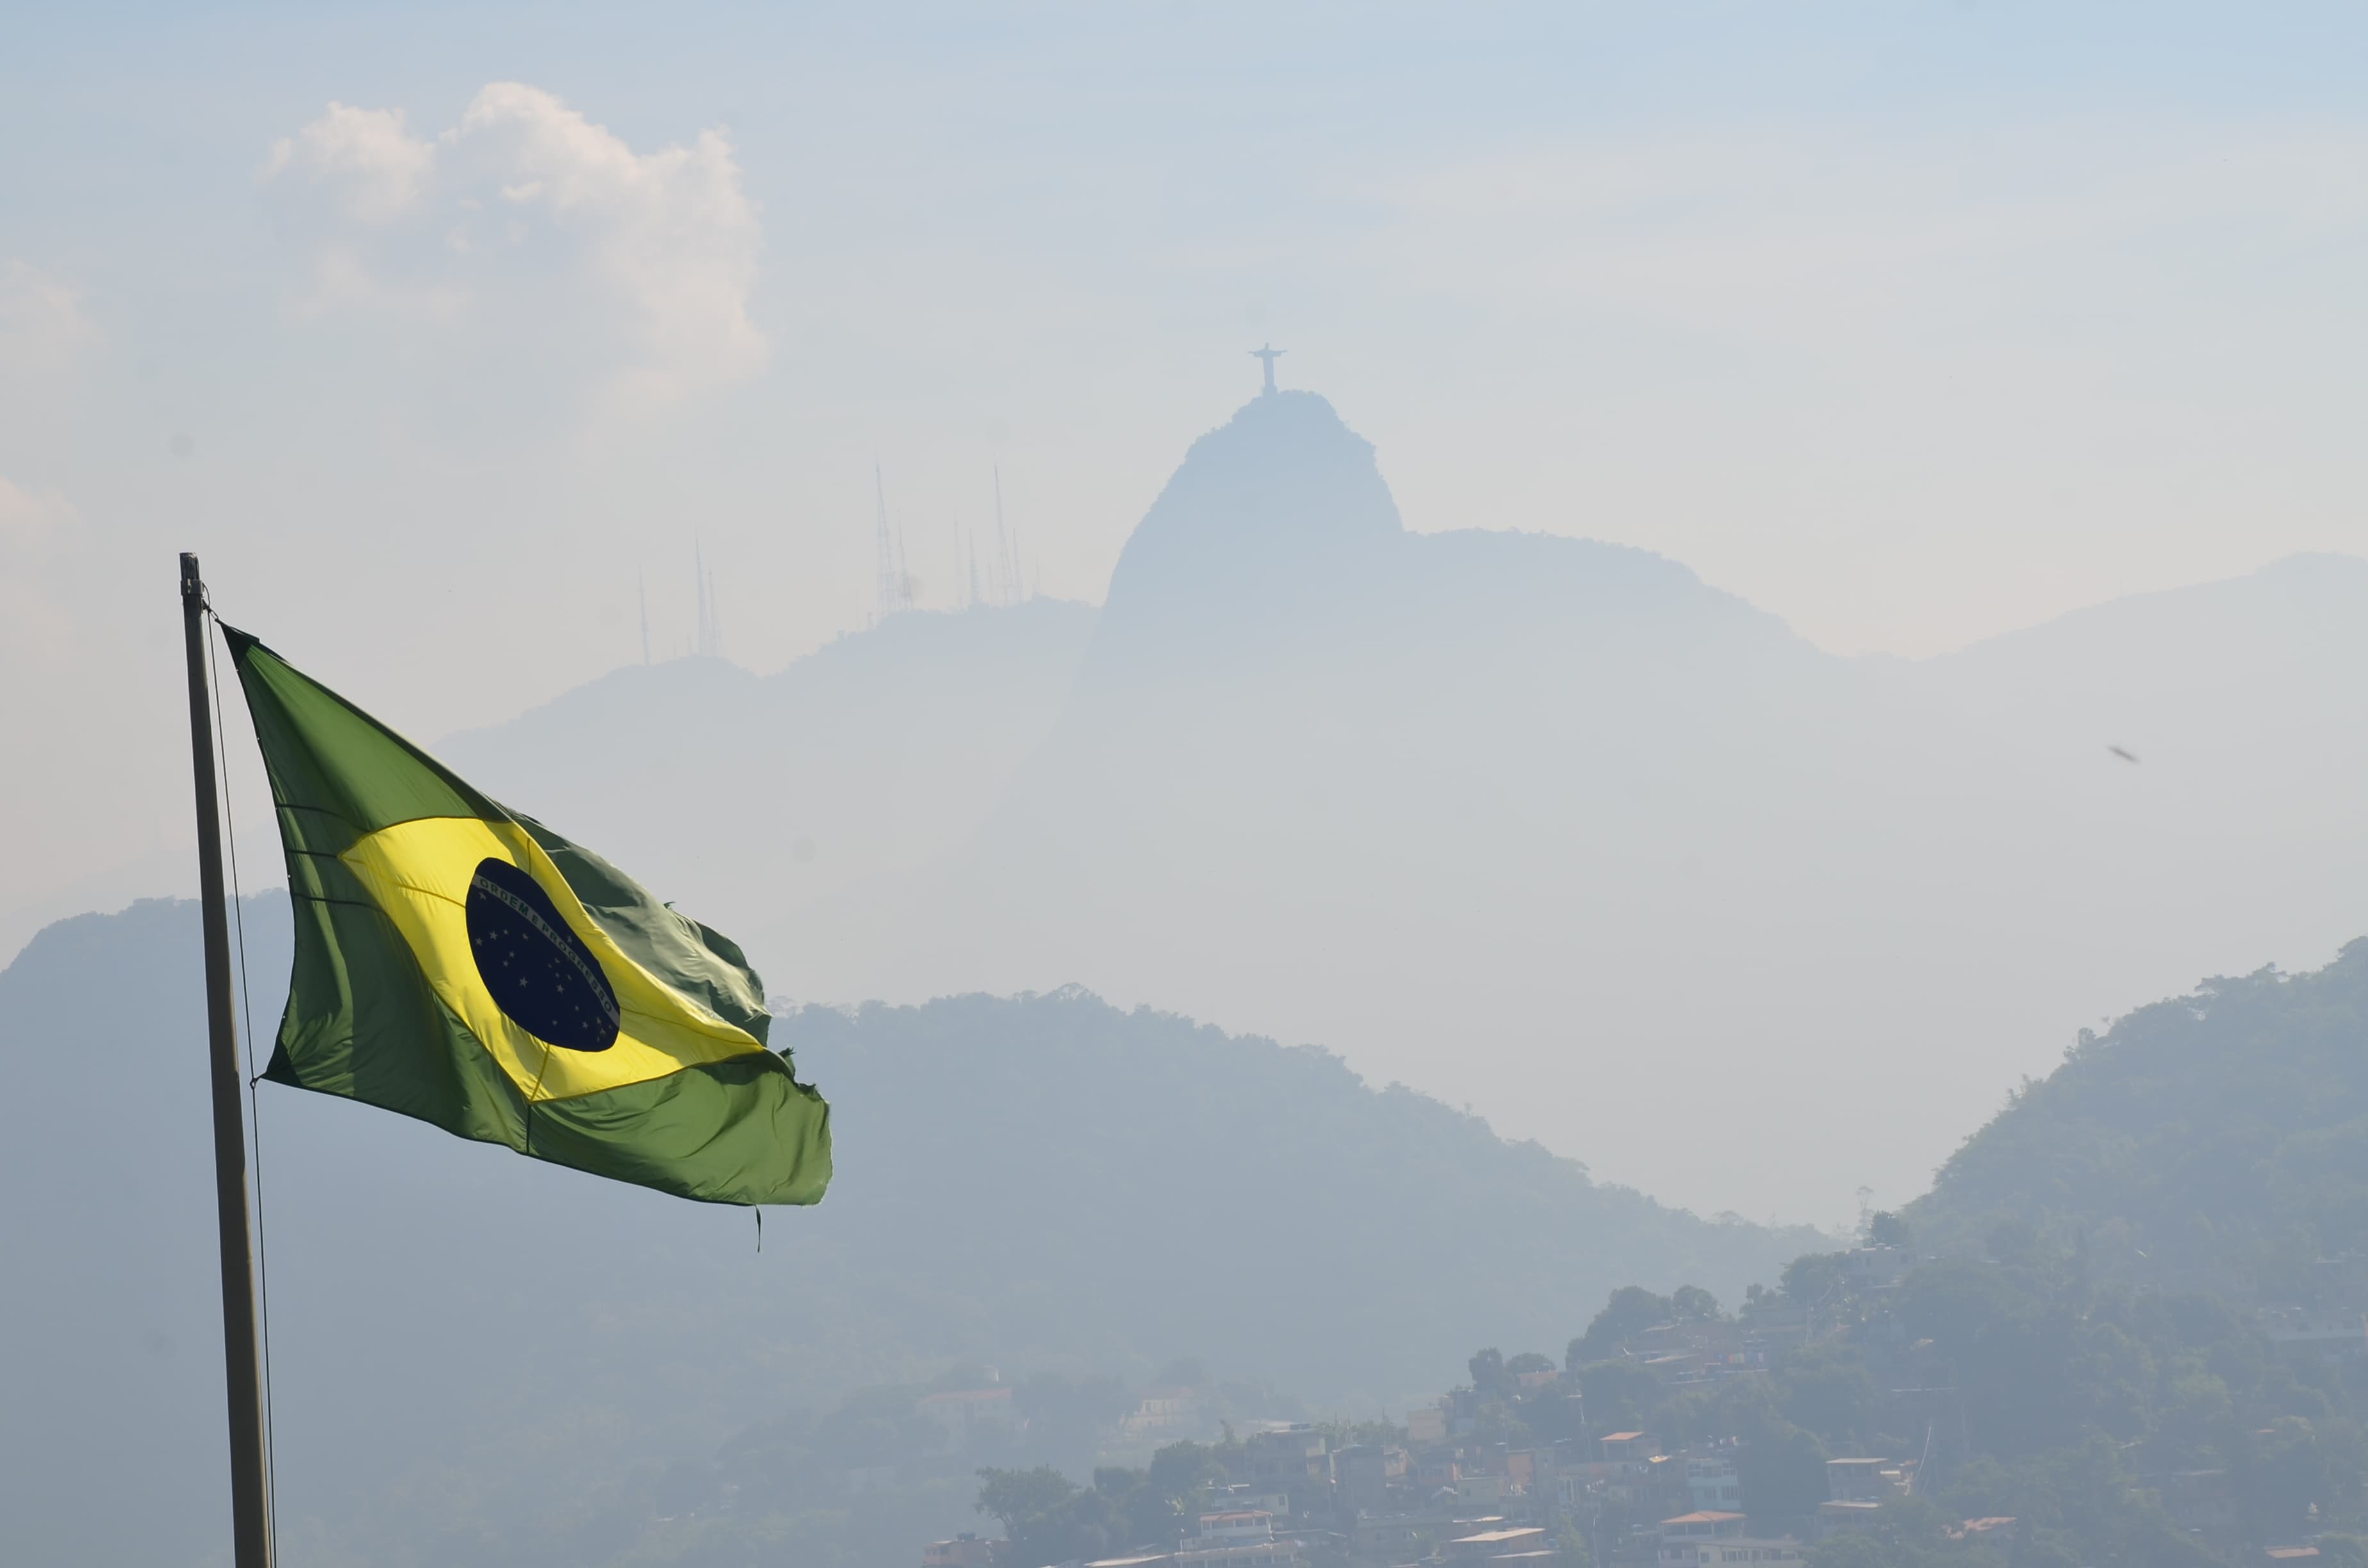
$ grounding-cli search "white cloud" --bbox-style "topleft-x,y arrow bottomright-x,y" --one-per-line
265,85 -> 767,407
265,103 -> 434,224
453,84 -> 766,402
0,261 -> 95,377
0,475 -> 78,659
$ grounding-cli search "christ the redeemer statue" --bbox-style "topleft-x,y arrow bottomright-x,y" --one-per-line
1250,343 -> 1285,396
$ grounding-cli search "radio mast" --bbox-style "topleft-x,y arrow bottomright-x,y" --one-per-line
873,465 -> 911,623
993,466 -> 1022,606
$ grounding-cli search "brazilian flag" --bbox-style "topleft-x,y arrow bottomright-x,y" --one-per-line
224,625 -> 830,1207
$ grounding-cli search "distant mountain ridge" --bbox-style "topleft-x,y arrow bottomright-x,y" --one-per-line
1078,389 -> 1810,708
438,595 -> 1098,995
382,391 -> 2367,1221
0,894 -> 1823,1567
882,393 -> 2368,1221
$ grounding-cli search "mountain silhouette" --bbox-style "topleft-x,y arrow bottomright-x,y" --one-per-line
423,390 -> 2368,1222
885,394 -> 2368,1224
440,596 -> 1098,991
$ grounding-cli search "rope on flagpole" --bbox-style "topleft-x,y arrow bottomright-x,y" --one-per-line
206,605 -> 281,1560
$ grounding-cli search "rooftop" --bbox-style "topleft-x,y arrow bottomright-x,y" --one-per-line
1662,1513 -> 1747,1526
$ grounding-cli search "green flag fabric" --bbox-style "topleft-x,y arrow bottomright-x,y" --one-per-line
225,625 -> 831,1207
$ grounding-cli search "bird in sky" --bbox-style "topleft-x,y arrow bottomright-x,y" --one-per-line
2108,745 -> 2139,763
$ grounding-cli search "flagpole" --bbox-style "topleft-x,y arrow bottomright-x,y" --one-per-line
179,552 -> 274,1568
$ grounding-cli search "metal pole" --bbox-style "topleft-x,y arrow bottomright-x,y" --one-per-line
179,552 -> 273,1568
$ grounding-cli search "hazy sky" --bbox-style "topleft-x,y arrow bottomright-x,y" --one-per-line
7,2 -> 2367,952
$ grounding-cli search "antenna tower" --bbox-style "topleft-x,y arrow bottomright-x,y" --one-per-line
694,541 -> 718,657
993,466 -> 1017,606
873,465 -> 911,623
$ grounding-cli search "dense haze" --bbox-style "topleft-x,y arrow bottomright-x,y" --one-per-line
445,390 -> 2368,1221
10,4 -> 2368,956
6,6 -> 2368,1567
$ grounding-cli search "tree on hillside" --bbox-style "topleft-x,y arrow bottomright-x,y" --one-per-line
1734,1413 -> 1828,1520
1775,1343 -> 1880,1448
1147,1438 -> 1231,1499
1802,1498 -> 1982,1567
1575,1360 -> 1659,1435
1781,1252 -> 1847,1307
983,1447 -> 1247,1564
1015,1372 -> 1134,1460
1092,1463 -> 1190,1551
1986,1218 -> 2044,1267
1461,1350 -> 1542,1448
1568,1286 -> 1673,1367
2317,1535 -> 2368,1568
1898,1257 -> 2042,1360
976,1466 -> 1081,1564
2233,1416 -> 2368,1544
1669,1284 -> 1723,1322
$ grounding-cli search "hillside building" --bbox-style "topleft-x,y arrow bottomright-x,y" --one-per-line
923,1534 -> 999,1568
1172,1509 -> 1302,1568
1443,1525 -> 1549,1563
1657,1512 -> 1805,1565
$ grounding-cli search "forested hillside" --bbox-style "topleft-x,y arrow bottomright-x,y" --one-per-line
0,895 -> 1820,1567
1443,1245 -> 2365,1566
1908,939 -> 2368,1297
